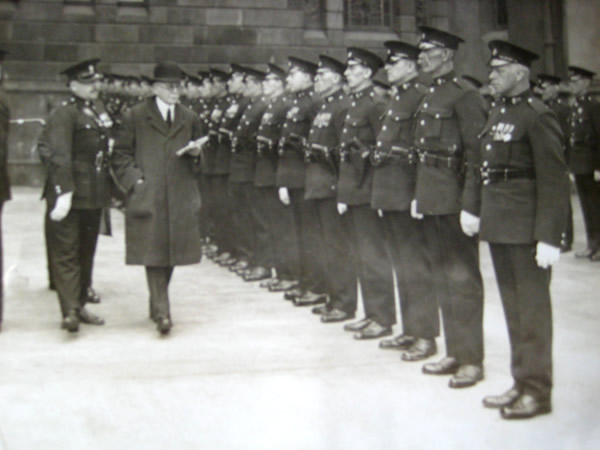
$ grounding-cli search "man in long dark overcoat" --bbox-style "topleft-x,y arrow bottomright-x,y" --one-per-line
112,62 -> 204,335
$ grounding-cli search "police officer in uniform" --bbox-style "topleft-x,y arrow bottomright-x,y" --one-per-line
478,41 -> 569,419
0,48 -> 10,329
203,69 -> 232,262
230,66 -> 271,281
38,59 -> 109,332
273,57 -> 326,299
565,65 -> 600,261
213,65 -> 250,268
373,41 -> 439,359
413,27 -> 487,388
326,47 -> 395,336
254,64 -> 293,288
300,55 -> 354,310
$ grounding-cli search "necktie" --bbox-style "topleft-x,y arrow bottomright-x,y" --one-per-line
166,108 -> 172,128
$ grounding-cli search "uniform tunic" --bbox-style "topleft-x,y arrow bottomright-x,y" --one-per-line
478,91 -> 569,399
336,85 -> 395,324
565,94 -> 600,251
304,89 -> 357,312
372,79 -> 439,338
38,96 -> 112,316
0,86 -> 10,322
412,72 -> 487,365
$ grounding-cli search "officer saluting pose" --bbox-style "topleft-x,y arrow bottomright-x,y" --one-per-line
38,59 -> 110,332
478,41 -> 570,419
413,27 -> 487,388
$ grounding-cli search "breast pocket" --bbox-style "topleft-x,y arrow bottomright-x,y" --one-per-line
388,111 -> 412,142
347,117 -> 372,143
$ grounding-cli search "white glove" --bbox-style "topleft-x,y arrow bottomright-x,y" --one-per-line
594,170 -> 600,182
460,210 -> 480,237
410,199 -> 423,220
536,241 -> 561,269
337,202 -> 348,215
50,192 -> 73,222
278,187 -> 290,206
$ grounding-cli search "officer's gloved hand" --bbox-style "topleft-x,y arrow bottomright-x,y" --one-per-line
536,241 -> 561,269
410,199 -> 423,220
50,192 -> 73,222
460,210 -> 480,237
594,169 -> 600,182
278,187 -> 290,206
337,202 -> 348,215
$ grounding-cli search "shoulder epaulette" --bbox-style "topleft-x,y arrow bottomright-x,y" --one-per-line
414,82 -> 429,95
526,95 -> 549,113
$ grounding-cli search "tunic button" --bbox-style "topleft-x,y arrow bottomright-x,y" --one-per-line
352,102 -> 356,107
500,108 -> 506,114
420,120 -> 425,125
382,125 -> 387,131
483,161 -> 489,167
423,103 -> 428,109
485,144 -> 492,151
420,138 -> 425,144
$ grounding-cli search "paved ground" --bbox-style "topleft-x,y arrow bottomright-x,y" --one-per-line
1,186 -> 599,450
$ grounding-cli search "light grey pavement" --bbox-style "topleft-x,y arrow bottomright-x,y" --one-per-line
1,186 -> 599,450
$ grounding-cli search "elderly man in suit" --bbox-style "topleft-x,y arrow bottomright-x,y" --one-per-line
112,62 -> 205,335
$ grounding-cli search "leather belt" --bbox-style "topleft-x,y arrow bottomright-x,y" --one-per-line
480,167 -> 536,185
417,150 -> 461,170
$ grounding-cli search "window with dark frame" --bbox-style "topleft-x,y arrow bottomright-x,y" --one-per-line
344,0 -> 392,29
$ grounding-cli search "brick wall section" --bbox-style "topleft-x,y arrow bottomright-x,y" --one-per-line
0,0 -> 453,178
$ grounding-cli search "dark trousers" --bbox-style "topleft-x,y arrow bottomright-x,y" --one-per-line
314,198 -> 357,314
0,202 -> 3,324
198,175 -> 216,242
272,191 -> 301,281
211,175 -> 236,255
383,210 -> 439,338
422,214 -> 484,365
574,173 -> 600,250
489,243 -> 553,400
252,186 -> 278,270
289,189 -> 327,294
45,207 -> 102,317
228,181 -> 256,262
347,205 -> 395,326
145,266 -> 174,321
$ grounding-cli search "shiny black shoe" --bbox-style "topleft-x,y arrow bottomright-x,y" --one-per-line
483,387 -> 521,409
269,280 -> 299,292
284,287 -> 304,300
449,364 -> 484,388
157,317 -> 172,335
243,267 -> 271,281
61,310 -> 79,333
500,394 -> 551,420
83,287 -> 101,304
590,249 -> 600,262
78,307 -> 105,325
343,318 -> 371,332
293,292 -> 327,307
320,308 -> 355,323
378,334 -> 415,350
422,356 -> 459,375
353,321 -> 392,340
402,338 -> 437,361
311,303 -> 332,315
259,278 -> 279,289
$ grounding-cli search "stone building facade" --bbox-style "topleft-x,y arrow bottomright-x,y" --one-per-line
0,0 -> 593,184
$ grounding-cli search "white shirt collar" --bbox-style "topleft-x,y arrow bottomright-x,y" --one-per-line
155,97 -> 174,121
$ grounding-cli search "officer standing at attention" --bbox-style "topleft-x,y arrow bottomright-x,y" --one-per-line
373,41 -> 439,360
413,27 -> 487,388
565,65 -> 600,261
327,47 -> 395,336
478,40 -> 569,419
0,48 -> 10,330
300,55 -> 354,311
273,57 -> 326,299
254,64 -> 293,289
38,59 -> 109,332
